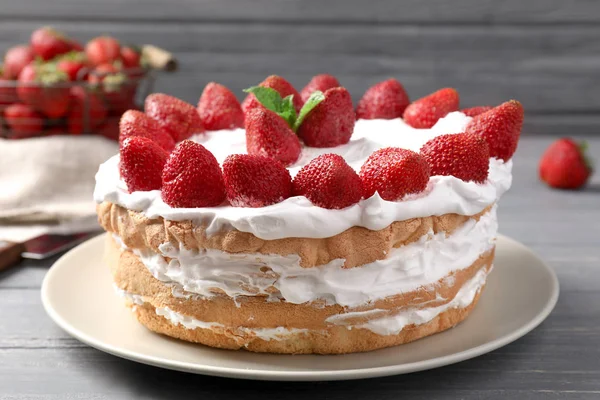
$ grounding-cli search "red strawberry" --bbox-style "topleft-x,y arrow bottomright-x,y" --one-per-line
3,45 -> 35,79
97,119 -> 120,141
462,106 -> 492,117
85,36 -> 121,66
30,27 -> 72,61
67,86 -> 107,135
120,46 -> 145,85
222,154 -> 292,207
242,75 -> 303,114
356,79 -> 410,120
403,88 -> 460,128
420,132 -> 490,183
465,100 -> 524,161
89,63 -> 136,115
119,109 -> 175,152
3,103 -> 44,139
197,82 -> 244,131
87,63 -> 119,85
68,39 -> 84,52
292,153 -> 362,209
539,138 -> 592,189
120,136 -> 169,192
244,108 -> 301,166
145,93 -> 204,142
17,63 -> 70,118
161,140 -> 225,207
56,52 -> 89,81
120,46 -> 141,69
296,87 -> 355,148
360,148 -> 430,200
0,76 -> 18,109
300,74 -> 340,103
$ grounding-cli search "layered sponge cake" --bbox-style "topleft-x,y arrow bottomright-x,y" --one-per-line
94,76 -> 523,354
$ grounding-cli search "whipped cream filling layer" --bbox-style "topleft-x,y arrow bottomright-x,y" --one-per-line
94,112 -> 512,240
114,287 -> 309,342
328,266 -> 489,335
114,266 -> 488,337
113,205 -> 497,308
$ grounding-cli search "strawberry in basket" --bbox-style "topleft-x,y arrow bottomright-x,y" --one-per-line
56,51 -> 90,81
89,63 -> 137,115
67,86 -> 108,135
17,62 -> 70,119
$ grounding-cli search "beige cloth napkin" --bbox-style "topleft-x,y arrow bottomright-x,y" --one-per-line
0,136 -> 118,241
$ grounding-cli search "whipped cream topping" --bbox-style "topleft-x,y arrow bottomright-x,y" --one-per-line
94,112 -> 512,240
113,205 -> 497,308
114,266 -> 488,337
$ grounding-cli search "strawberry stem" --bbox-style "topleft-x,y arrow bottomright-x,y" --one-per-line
579,141 -> 594,172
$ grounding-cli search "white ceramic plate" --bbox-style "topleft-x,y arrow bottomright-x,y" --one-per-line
42,233 -> 559,381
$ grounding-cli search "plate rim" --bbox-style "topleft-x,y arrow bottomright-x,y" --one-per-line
41,233 -> 560,381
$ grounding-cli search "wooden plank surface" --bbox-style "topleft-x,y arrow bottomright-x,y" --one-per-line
1,0 -> 600,23
1,136 -> 599,399
0,2 -> 599,135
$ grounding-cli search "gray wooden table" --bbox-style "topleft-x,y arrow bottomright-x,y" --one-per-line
1,136 -> 598,399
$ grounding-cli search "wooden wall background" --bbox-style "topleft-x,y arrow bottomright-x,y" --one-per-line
1,0 -> 598,135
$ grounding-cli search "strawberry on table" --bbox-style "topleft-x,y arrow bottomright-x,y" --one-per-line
119,109 -> 175,152
420,132 -> 490,183
17,63 -> 70,118
539,138 -> 593,190
300,74 -> 340,103
3,103 -> 44,139
356,78 -> 410,120
120,136 -> 169,192
30,27 -> 73,61
85,36 -> 121,66
244,108 -> 301,166
197,82 -> 244,131
403,88 -> 460,128
360,147 -> 430,200
242,75 -> 303,114
292,153 -> 363,209
223,154 -> 292,207
465,100 -> 524,161
161,140 -> 226,207
461,105 -> 493,117
296,87 -> 355,147
145,93 -> 204,142
67,86 -> 107,135
3,45 -> 35,79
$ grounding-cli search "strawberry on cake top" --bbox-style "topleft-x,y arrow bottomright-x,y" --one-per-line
95,76 -> 522,241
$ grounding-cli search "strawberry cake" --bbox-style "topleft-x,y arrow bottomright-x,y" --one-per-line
94,75 -> 524,354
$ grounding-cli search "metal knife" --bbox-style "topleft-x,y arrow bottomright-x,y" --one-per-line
0,232 -> 98,271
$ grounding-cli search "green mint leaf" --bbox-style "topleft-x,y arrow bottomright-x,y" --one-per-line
243,86 -> 283,113
293,91 -> 325,132
243,86 -> 300,129
279,95 -> 297,127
